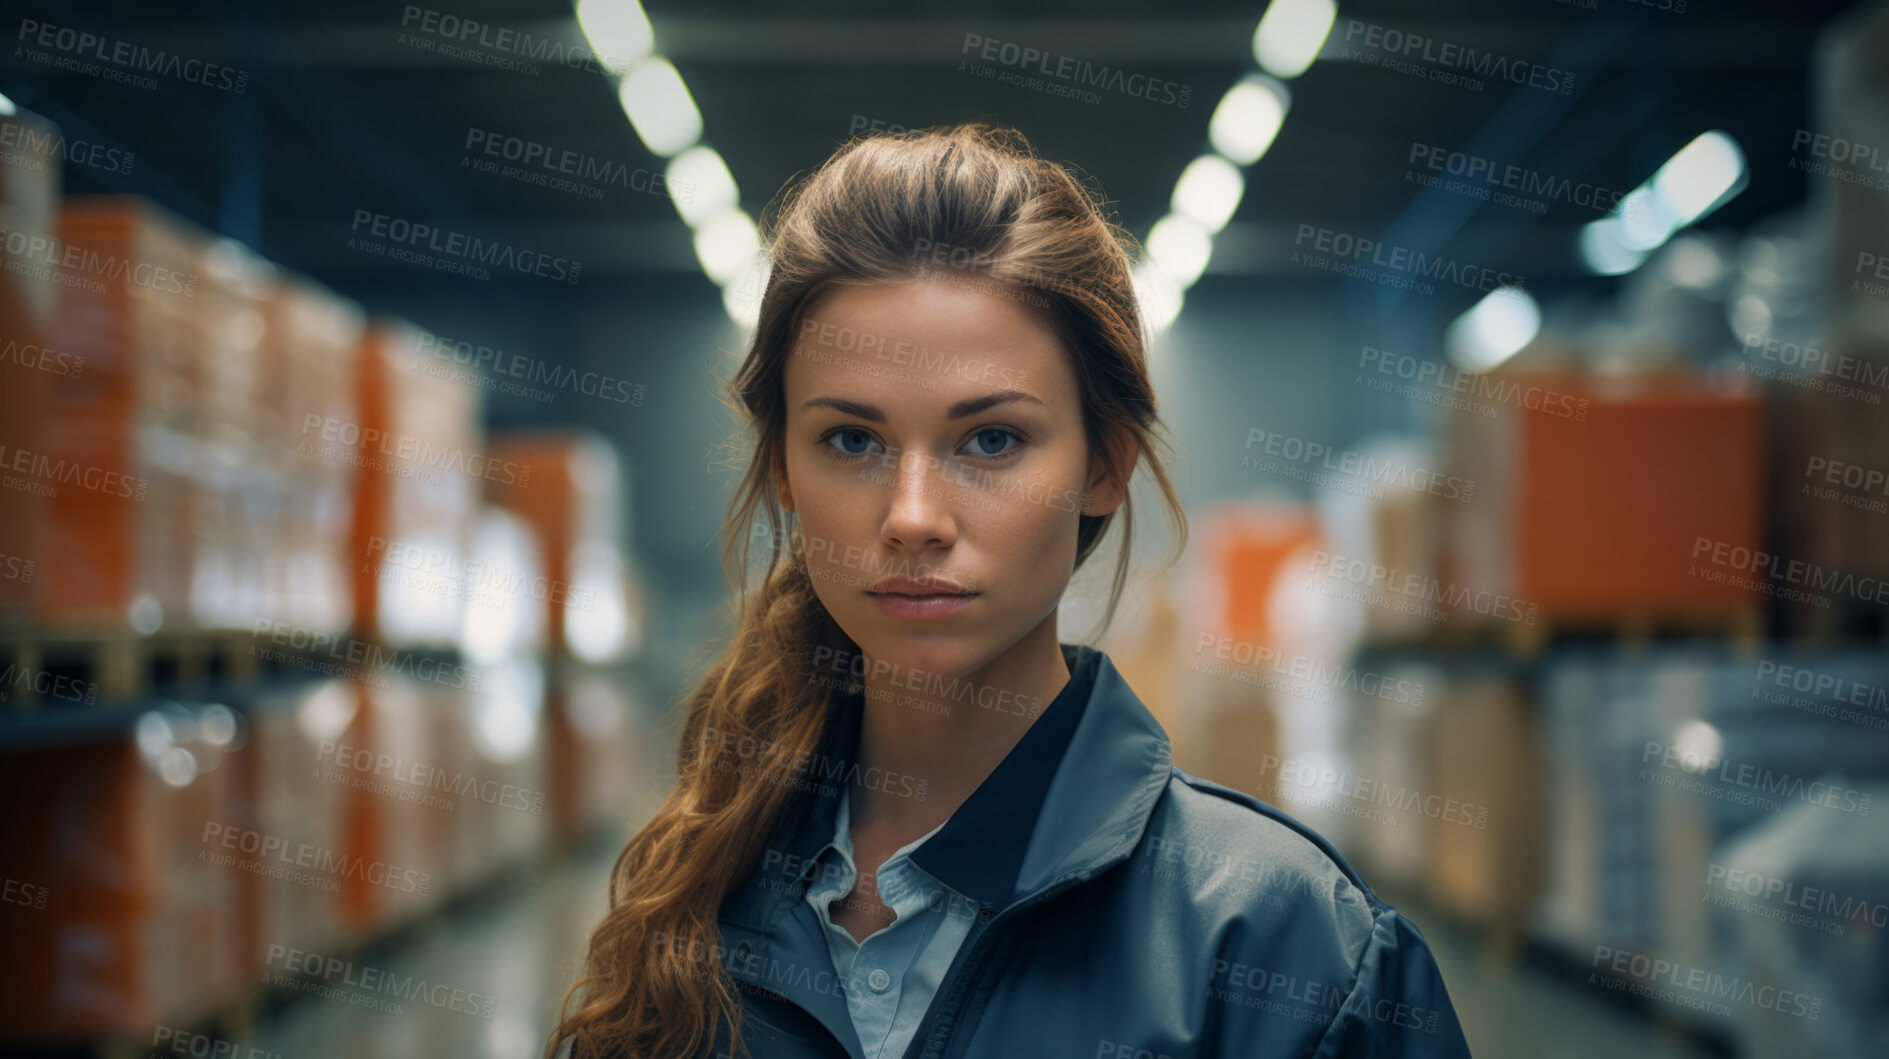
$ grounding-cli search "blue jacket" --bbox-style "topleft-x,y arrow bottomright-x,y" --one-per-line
591,643 -> 1474,1058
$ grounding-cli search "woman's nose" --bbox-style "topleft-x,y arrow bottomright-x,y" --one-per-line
878,446 -> 959,547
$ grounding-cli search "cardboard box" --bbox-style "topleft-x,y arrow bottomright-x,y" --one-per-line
0,733 -> 238,1040
34,197 -> 207,630
346,321 -> 480,647
337,679 -> 452,934
0,106 -> 62,620
265,277 -> 363,633
1425,673 -> 1541,932
485,432 -> 628,660
548,664 -> 639,841
1443,368 -> 1764,626
230,681 -> 354,975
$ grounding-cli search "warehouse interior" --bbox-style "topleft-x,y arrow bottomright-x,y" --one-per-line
2,1 -> 1888,1056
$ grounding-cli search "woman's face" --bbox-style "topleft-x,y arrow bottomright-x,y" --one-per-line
778,276 -> 1127,682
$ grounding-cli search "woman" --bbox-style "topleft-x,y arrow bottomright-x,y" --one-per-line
548,123 -> 1472,1059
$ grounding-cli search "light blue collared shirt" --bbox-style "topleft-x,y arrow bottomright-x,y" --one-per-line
802,785 -> 982,1059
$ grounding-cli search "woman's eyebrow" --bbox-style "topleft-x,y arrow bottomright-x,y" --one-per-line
800,390 -> 1045,422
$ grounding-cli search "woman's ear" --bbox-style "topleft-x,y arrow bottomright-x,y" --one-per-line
774,449 -> 796,513
1081,428 -> 1136,517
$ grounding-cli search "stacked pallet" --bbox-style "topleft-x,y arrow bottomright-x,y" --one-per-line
485,432 -> 640,841
1439,368 -> 1765,647
0,105 -> 61,623
264,276 -> 364,635
0,711 -> 240,1040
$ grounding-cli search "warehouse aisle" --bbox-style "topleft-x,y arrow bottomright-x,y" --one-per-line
1416,907 -> 1718,1059
238,614 -> 715,1059
246,820 -> 621,1059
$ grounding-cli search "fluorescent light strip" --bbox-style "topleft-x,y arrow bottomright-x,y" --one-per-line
1141,2 -> 1329,336
574,2 -> 770,326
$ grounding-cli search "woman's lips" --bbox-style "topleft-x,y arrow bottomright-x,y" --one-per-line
865,590 -> 980,621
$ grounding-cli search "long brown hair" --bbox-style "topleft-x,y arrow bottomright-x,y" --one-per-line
547,122 -> 1189,1059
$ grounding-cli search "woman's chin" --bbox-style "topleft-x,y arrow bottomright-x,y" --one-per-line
844,628 -> 994,684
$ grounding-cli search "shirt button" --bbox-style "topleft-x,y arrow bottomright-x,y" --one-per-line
867,968 -> 892,993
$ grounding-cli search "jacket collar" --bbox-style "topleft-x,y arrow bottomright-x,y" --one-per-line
714,643 -> 1172,1059
724,641 -> 1172,927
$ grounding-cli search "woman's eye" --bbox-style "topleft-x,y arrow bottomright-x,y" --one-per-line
821,428 -> 882,459
965,428 -> 1024,459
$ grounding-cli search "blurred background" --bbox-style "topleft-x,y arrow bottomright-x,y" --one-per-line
2,1 -> 1887,1056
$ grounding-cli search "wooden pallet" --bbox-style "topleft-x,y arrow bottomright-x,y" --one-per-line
1416,607 -> 1765,659
0,627 -> 260,708
1785,588 -> 1889,646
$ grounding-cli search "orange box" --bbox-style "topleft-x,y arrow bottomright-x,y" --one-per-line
484,432 -> 626,658
1200,502 -> 1322,644
1443,369 -> 1764,623
336,680 -> 453,934
0,106 -> 61,619
264,277 -> 363,633
1165,503 -> 1321,789
187,240 -> 279,629
0,736 -> 238,1041
346,321 -> 479,646
547,663 -> 637,842
30,196 -> 210,630
229,682 -> 354,976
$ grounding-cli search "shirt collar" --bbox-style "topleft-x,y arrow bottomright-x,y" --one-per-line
805,785 -> 949,898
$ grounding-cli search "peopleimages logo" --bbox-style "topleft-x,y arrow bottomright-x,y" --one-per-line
1310,550 -> 1540,626
1590,944 -> 1822,1021
1739,333 -> 1889,404
1341,19 -> 1575,95
348,209 -> 582,285
200,821 -> 433,896
397,6 -> 642,76
0,338 -> 84,378
1405,143 -> 1631,217
0,225 -> 199,297
300,414 -> 531,486
1706,863 -> 1889,934
1256,754 -> 1491,830
807,645 -> 1045,720
796,315 -> 1028,389
959,33 -> 1192,109
265,944 -> 495,1020
250,619 -> 483,691
316,739 -> 546,815
0,442 -> 148,501
462,127 -> 691,203
1690,536 -> 1889,607
706,726 -> 930,802
1192,634 -> 1426,706
0,118 -> 135,177
1241,428 -> 1475,503
15,18 -> 250,93
1641,740 -> 1873,815
1789,128 -> 1889,191
1752,659 -> 1889,731
151,1027 -> 284,1059
1357,345 -> 1590,420
1292,225 -> 1524,295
